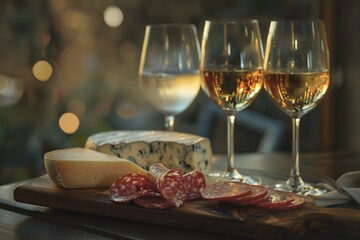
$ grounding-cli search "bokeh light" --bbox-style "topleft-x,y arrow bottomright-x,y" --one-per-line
103,5 -> 124,28
58,112 -> 80,134
42,33 -> 52,47
0,75 -> 23,106
62,9 -> 90,31
116,100 -> 136,119
33,60 -> 53,81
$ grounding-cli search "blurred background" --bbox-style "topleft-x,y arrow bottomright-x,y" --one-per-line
0,0 -> 359,184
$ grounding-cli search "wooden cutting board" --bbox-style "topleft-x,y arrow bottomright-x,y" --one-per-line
13,175 -> 360,239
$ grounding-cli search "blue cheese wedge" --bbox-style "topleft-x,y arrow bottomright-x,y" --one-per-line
44,148 -> 148,189
84,131 -> 212,174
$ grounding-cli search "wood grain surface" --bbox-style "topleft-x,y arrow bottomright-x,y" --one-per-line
13,175 -> 360,239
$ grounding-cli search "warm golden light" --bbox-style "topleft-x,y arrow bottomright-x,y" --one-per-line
59,112 -> 80,134
62,10 -> 89,30
116,101 -> 136,119
103,5 -> 124,28
33,60 -> 53,81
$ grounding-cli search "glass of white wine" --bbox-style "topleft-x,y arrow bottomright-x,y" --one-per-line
263,20 -> 330,195
139,24 -> 201,131
200,20 -> 264,183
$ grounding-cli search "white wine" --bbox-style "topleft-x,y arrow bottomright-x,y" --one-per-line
200,69 -> 263,112
140,71 -> 200,115
264,71 -> 330,118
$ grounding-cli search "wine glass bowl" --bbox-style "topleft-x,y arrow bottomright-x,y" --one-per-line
264,71 -> 329,118
263,20 -> 330,195
200,20 -> 264,182
139,24 -> 201,131
201,69 -> 263,112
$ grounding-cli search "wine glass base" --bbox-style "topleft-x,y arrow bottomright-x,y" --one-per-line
207,168 -> 262,185
240,175 -> 262,185
273,182 -> 327,196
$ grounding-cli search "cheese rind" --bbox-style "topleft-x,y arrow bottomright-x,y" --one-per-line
44,148 -> 148,189
84,131 -> 212,174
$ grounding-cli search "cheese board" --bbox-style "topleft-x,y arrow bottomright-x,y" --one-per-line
13,175 -> 360,239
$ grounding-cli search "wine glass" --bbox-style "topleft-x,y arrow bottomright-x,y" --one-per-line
139,24 -> 201,131
263,20 -> 330,195
200,20 -> 264,183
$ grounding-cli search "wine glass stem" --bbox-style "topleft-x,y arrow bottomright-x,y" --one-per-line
164,115 -> 175,131
288,117 -> 304,188
227,114 -> 236,169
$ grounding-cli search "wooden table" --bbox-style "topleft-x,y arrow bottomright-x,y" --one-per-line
1,152 -> 360,240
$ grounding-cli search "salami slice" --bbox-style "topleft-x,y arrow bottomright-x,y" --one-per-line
110,173 -> 151,203
236,193 -> 270,206
133,196 -> 174,209
226,185 -> 268,203
137,189 -> 162,198
254,190 -> 295,208
183,170 -> 206,201
149,163 -> 186,207
200,181 -> 252,201
265,193 -> 304,210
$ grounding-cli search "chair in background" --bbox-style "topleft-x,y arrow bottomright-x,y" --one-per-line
196,102 -> 285,153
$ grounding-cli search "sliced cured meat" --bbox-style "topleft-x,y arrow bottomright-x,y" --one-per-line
149,163 -> 186,207
109,163 -> 303,211
254,190 -> 296,208
137,189 -> 162,198
200,181 -> 252,201
133,196 -> 174,209
110,173 -> 151,203
111,189 -> 161,203
226,185 -> 268,203
266,193 -> 304,210
183,170 -> 206,200
236,193 -> 270,206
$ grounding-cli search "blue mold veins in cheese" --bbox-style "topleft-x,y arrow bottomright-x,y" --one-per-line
84,131 -> 212,174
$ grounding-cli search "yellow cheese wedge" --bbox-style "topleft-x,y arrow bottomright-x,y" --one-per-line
44,148 -> 148,189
